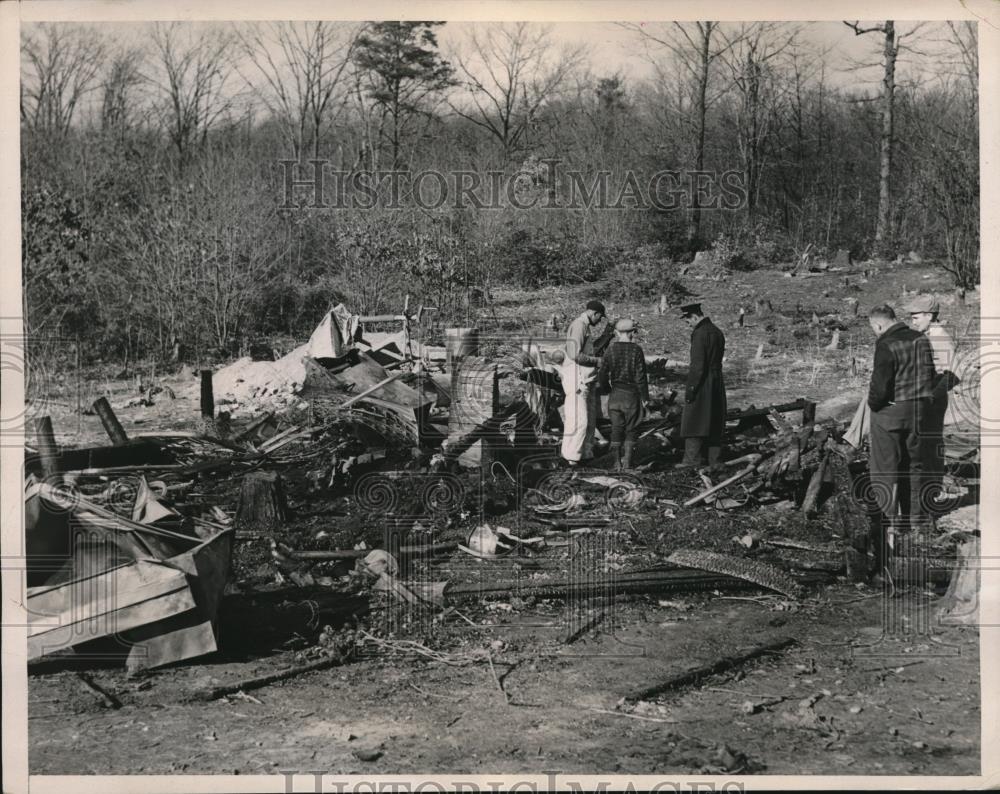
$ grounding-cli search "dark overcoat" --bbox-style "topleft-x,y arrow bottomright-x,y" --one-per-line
680,317 -> 727,441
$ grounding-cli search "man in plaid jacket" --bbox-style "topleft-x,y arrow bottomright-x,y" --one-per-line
866,303 -> 936,570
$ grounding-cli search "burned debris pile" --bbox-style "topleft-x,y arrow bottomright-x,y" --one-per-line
23,306 -> 979,683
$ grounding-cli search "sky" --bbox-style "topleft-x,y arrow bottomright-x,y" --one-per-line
20,19 -> 968,125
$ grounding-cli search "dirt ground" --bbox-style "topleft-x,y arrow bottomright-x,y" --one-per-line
26,258 -> 981,777
28,580 -> 980,776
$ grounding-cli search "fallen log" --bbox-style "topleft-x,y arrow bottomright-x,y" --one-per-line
623,636 -> 796,703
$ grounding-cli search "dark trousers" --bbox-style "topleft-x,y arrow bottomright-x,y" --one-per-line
608,386 -> 641,443
923,390 -> 948,511
869,399 -> 931,522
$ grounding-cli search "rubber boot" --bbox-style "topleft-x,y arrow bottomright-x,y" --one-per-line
707,445 -> 722,472
609,442 -> 622,471
676,437 -> 704,468
868,515 -> 888,580
621,440 -> 635,471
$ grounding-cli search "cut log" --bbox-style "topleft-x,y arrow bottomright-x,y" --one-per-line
801,450 -> 830,515
235,471 -> 289,534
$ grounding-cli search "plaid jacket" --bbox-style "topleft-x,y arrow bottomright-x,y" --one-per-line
598,341 -> 650,402
868,322 -> 935,411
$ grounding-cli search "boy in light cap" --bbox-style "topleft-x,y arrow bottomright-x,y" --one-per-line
597,318 -> 649,470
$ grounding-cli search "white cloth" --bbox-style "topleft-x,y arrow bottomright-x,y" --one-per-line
844,395 -> 871,448
307,304 -> 360,359
560,359 -> 598,461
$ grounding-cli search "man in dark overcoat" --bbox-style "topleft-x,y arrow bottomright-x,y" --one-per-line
677,301 -> 727,468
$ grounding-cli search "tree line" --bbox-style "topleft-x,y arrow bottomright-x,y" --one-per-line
20,20 -> 979,366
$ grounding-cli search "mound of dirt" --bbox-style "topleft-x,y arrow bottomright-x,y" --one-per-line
185,343 -> 310,417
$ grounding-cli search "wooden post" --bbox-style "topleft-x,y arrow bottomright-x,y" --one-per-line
801,400 -> 816,427
92,397 -> 129,446
200,370 -> 214,419
34,416 -> 61,481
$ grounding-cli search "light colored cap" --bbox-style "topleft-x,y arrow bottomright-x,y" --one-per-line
615,318 -> 636,332
906,294 -> 939,314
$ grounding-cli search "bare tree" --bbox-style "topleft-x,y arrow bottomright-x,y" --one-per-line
619,21 -> 740,246
100,44 -> 146,137
719,23 -> 799,221
21,23 -> 107,136
942,21 -> 978,111
448,23 -> 585,165
236,22 -> 359,160
844,20 -> 927,252
149,23 -> 235,165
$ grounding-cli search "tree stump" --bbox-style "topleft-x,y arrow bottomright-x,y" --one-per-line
235,471 -> 289,534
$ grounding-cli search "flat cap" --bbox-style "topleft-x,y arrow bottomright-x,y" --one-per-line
585,300 -> 607,315
906,294 -> 939,314
615,318 -> 636,332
